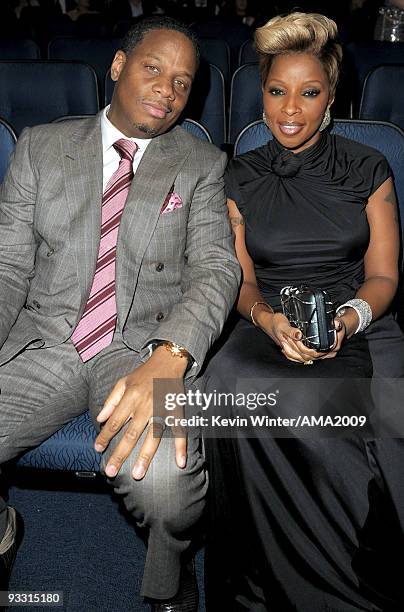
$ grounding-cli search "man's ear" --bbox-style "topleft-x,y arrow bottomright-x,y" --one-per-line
110,50 -> 127,82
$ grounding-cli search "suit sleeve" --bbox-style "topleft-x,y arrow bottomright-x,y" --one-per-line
0,128 -> 38,348
141,150 -> 241,379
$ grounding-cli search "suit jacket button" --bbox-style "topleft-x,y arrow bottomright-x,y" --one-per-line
156,312 -> 164,321
155,263 -> 164,272
33,300 -> 41,309
47,249 -> 54,257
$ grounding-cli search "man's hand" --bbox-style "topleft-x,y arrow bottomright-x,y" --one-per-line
94,346 -> 188,480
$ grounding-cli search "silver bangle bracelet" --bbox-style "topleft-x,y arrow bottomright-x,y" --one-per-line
336,299 -> 373,334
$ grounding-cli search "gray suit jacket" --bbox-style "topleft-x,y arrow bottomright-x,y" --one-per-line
0,113 -> 240,376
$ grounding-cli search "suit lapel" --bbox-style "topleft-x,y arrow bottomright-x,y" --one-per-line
116,126 -> 193,323
61,114 -> 103,306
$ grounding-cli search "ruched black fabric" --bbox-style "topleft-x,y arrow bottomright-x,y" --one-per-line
270,148 -> 302,177
203,133 -> 404,612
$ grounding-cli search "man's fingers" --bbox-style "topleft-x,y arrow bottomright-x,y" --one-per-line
97,379 -> 126,422
132,422 -> 163,480
174,431 -> 187,468
95,381 -> 145,451
104,418 -> 145,477
95,405 -> 130,452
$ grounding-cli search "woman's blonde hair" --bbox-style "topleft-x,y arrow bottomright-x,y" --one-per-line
254,12 -> 343,96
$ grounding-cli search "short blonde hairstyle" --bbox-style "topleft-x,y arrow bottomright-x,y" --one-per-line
255,12 -> 343,96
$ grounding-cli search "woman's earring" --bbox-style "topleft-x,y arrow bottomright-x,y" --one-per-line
262,111 -> 270,127
319,107 -> 331,132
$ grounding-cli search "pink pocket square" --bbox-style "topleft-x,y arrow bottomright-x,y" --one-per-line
161,190 -> 183,214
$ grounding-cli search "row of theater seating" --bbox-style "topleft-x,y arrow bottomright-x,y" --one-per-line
2,36 -> 404,93
1,116 -> 404,475
0,34 -> 249,88
0,55 -> 403,147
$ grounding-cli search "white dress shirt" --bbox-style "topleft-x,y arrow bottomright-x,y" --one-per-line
101,105 -> 151,192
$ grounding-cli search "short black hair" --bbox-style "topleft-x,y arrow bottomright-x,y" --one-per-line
121,16 -> 200,68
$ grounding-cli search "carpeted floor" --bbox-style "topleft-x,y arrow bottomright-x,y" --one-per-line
5,469 -> 205,612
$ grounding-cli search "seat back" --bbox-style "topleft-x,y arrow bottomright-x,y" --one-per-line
238,39 -> 257,65
229,62 -> 260,144
191,21 -> 251,73
345,41 -> 404,111
0,60 -> 99,135
181,117 -> 212,142
0,38 -> 40,59
199,38 -> 230,85
184,62 -> 226,146
359,64 -> 404,130
48,37 -> 120,101
0,117 -> 17,184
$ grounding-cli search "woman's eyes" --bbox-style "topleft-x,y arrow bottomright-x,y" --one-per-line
268,88 -> 321,97
269,88 -> 285,96
303,89 -> 321,97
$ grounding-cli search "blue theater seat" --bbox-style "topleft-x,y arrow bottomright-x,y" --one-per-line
229,62 -> 260,144
0,60 -> 99,135
48,37 -> 121,101
0,117 -> 17,184
0,39 -> 40,60
200,38 -> 230,85
238,39 -> 257,66
359,64 -> 404,131
345,41 -> 404,113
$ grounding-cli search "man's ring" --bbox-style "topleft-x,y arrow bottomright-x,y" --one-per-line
148,416 -> 166,431
303,359 -> 314,366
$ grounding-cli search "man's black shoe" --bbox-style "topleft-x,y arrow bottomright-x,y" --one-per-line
0,507 -> 23,592
150,560 -> 198,612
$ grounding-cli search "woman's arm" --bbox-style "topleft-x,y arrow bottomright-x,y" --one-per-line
337,177 -> 400,338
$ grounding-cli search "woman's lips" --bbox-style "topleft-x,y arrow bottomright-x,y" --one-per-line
278,123 -> 304,136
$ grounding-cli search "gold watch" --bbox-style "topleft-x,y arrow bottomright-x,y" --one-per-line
160,341 -> 190,360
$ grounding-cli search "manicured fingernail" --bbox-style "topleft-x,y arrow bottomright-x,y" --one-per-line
133,465 -> 145,480
94,443 -> 104,453
106,464 -> 117,477
178,455 -> 186,468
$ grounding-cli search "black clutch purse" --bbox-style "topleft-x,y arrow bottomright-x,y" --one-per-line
280,285 -> 337,352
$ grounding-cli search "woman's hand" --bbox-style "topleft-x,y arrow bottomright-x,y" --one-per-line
316,317 -> 347,360
261,312 -> 347,363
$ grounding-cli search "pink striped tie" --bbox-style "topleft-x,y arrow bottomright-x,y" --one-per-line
71,138 -> 138,362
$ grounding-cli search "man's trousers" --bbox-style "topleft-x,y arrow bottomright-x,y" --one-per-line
0,334 -> 207,599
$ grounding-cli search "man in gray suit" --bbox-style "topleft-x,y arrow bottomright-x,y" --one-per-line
0,17 -> 240,610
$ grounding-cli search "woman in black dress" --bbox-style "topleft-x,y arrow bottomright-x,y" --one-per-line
203,12 -> 404,612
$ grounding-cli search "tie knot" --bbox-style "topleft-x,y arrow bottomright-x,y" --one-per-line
113,139 -> 138,163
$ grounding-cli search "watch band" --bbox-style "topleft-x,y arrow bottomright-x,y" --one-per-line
152,341 -> 193,371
